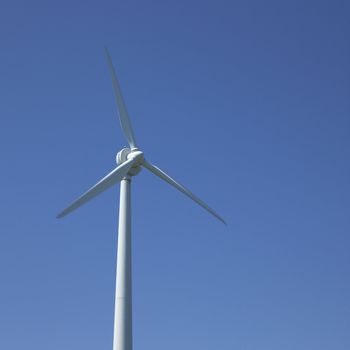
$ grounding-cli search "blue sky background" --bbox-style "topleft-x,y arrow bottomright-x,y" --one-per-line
1,0 -> 349,349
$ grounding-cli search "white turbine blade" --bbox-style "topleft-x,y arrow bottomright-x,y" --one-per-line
142,160 -> 226,224
105,48 -> 137,149
57,158 -> 135,218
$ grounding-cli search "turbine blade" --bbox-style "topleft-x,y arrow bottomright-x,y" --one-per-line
142,160 -> 226,224
105,48 -> 137,149
57,158 -> 135,219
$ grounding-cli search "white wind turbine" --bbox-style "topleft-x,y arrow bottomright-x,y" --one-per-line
57,48 -> 225,350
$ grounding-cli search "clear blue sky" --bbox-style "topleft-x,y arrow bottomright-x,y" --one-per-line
1,1 -> 349,349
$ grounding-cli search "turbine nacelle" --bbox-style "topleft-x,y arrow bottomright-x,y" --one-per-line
116,148 -> 144,176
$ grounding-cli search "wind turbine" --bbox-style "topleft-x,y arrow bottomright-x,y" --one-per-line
57,48 -> 225,350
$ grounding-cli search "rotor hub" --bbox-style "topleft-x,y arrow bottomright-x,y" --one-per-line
116,148 -> 144,176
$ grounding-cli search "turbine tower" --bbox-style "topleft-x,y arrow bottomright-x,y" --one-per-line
57,48 -> 225,350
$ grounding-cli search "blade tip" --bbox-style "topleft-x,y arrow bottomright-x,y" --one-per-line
219,217 -> 227,225
56,211 -> 66,219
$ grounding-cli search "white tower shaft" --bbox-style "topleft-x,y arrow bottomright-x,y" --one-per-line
113,177 -> 132,350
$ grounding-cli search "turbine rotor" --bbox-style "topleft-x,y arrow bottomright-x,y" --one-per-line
57,49 -> 225,224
